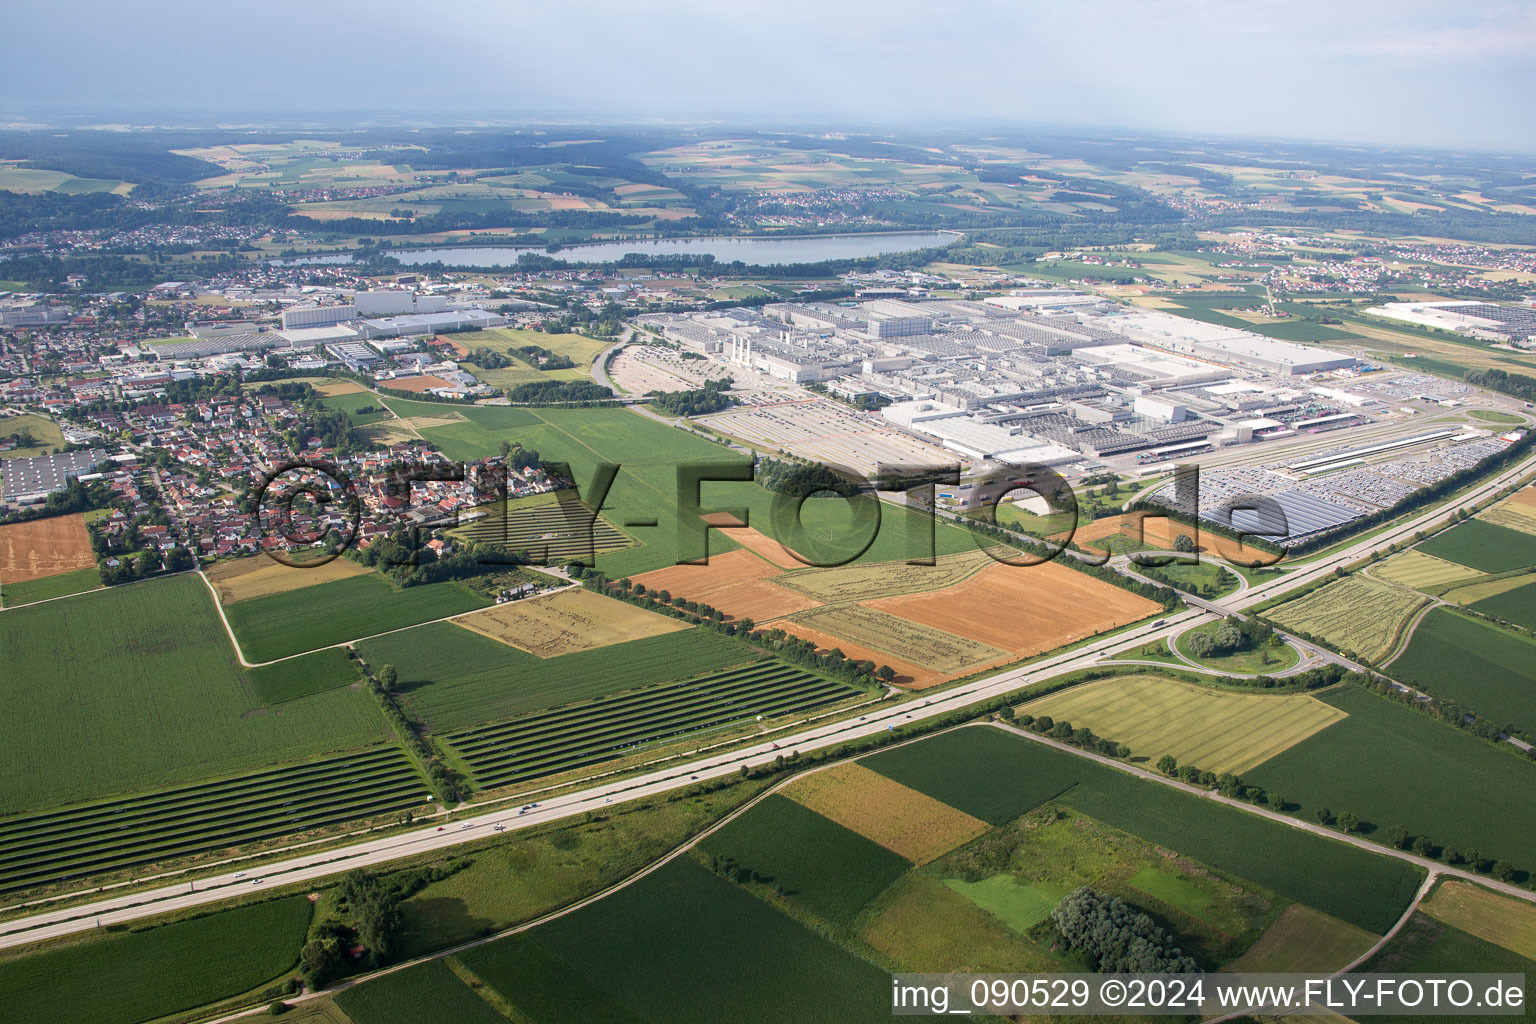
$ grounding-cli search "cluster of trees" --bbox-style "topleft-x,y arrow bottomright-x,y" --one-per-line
505,380 -> 615,404
576,567 -> 889,686
365,661 -> 460,803
509,344 -> 576,370
1186,616 -> 1277,659
285,405 -> 366,454
1001,707 -> 1130,759
496,440 -> 545,473
1311,805 -> 1518,879
1050,887 -> 1199,973
351,531 -> 519,587
755,457 -> 863,499
298,862 -> 466,988
1153,753 -> 1288,811
649,379 -> 733,417
98,545 -> 194,586
1466,368 -> 1536,405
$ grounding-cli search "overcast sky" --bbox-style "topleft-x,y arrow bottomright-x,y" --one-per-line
5,0 -> 1534,151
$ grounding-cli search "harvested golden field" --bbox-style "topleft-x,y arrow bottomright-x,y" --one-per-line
1421,880 -> 1536,960
1065,513 -> 1280,565
784,762 -> 990,864
869,559 -> 1161,658
455,587 -> 687,657
1481,490 -> 1536,536
1269,575 -> 1430,663
776,549 -> 998,602
0,513 -> 95,583
1372,549 -> 1483,591
1441,571 -> 1536,605
630,548 -> 820,623
404,412 -> 467,430
1021,674 -> 1347,776
205,553 -> 374,604
791,604 -> 1008,673
313,379 -> 366,397
776,619 -> 940,689
1221,904 -> 1376,972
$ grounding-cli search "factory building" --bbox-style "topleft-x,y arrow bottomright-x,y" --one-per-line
353,291 -> 451,316
1100,311 -> 1356,376
281,304 -> 357,331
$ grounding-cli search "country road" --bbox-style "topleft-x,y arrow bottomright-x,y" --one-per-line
3,445 -> 1534,952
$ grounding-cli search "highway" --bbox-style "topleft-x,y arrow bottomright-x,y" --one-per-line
2,444 -> 1533,952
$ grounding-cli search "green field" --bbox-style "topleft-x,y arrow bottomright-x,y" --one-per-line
0,575 -> 391,813
698,795 -> 910,924
1268,575 -> 1430,662
245,647 -> 361,703
0,747 -> 425,894
941,875 -> 1068,933
360,621 -> 758,731
446,663 -> 857,790
1057,774 -> 1420,934
449,499 -> 632,561
1020,674 -> 1346,776
334,959 -> 510,1024
317,389 -> 391,424
1357,914 -> 1536,1024
0,897 -> 311,1024
0,412 -> 66,459
393,783 -> 764,959
862,726 -> 1086,824
378,399 -> 985,577
1372,549 -> 1484,592
1416,519 -> 1536,573
1387,607 -> 1536,727
0,566 -> 101,607
874,726 -> 1420,933
223,572 -> 490,662
1470,578 -> 1536,631
458,857 -> 893,1024
1245,685 -> 1536,872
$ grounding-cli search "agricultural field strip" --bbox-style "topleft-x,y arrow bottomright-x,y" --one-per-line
0,757 -> 420,861
791,603 -> 1007,670
0,752 -> 424,886
0,747 -> 410,841
1021,679 -> 1346,775
453,673 -> 856,785
455,682 -> 855,777
1268,576 -> 1430,661
0,775 -> 427,883
0,766 -> 424,869
452,675 -> 854,771
460,685 -> 853,790
448,663 -> 844,754
0,780 -> 427,895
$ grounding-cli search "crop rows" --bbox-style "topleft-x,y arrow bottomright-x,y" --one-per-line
446,663 -> 859,790
455,505 -> 630,559
0,748 -> 429,895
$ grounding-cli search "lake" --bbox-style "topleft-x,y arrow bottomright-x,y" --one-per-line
274,231 -> 958,268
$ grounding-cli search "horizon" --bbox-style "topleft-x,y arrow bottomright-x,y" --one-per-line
4,0 -> 1535,153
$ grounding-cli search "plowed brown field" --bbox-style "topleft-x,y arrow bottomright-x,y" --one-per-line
0,514 -> 96,583
868,559 -> 1160,657
631,547 -> 819,622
